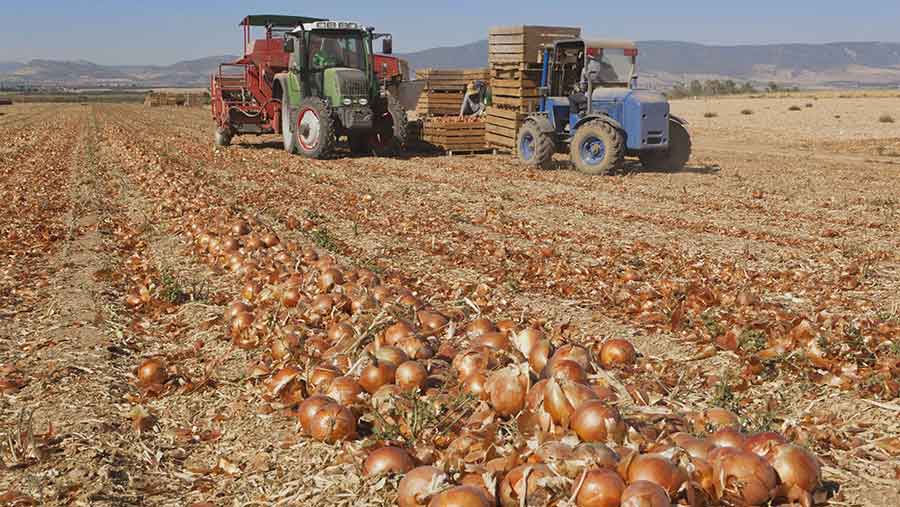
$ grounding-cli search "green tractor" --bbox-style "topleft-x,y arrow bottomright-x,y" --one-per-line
274,19 -> 408,158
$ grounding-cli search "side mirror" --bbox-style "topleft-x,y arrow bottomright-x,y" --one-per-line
283,38 -> 295,53
381,37 -> 393,55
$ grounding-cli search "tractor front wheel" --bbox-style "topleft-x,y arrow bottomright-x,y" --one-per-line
638,120 -> 692,172
516,121 -> 554,170
570,120 -> 625,175
214,128 -> 232,147
294,98 -> 335,159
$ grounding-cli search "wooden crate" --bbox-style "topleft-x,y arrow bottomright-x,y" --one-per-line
488,25 -> 581,65
422,118 -> 486,151
416,91 -> 465,116
485,107 -> 529,150
416,68 -> 490,92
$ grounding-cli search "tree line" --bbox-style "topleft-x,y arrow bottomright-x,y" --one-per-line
667,80 -> 790,98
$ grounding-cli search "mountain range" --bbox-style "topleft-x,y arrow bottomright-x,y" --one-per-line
4,40 -> 900,89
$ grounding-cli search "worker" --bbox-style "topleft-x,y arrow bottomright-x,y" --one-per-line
313,38 -> 343,69
459,80 -> 487,117
580,53 -> 619,90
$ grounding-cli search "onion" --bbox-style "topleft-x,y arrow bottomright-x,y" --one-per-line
474,331 -> 510,350
428,485 -> 492,507
327,321 -> 355,344
543,378 -> 599,428
511,327 -> 543,356
267,366 -> 305,405
547,344 -> 591,373
282,287 -> 302,308
452,348 -> 491,381
244,235 -> 263,251
396,361 -> 428,392
398,336 -> 434,360
309,364 -> 342,392
298,395 -> 335,433
359,361 -> 397,394
709,428 -> 746,449
499,464 -> 552,507
704,407 -> 740,430
743,432 -> 788,459
417,310 -> 449,337
620,481 -> 670,507
486,365 -> 529,417
136,358 -> 168,386
364,446 -> 415,476
230,311 -> 255,336
768,444 -> 821,503
374,345 -> 409,366
625,454 -> 687,497
598,339 -> 636,367
371,384 -> 402,412
231,220 -> 250,236
573,443 -> 619,469
398,466 -> 448,507
318,268 -> 344,292
461,371 -> 489,400
261,232 -> 280,248
672,433 -> 714,460
384,321 -> 416,345
466,318 -> 497,338
573,468 -> 625,507
307,402 -> 357,443
325,376 -> 363,405
544,359 -> 588,383
495,319 -> 517,333
712,450 -> 777,505
310,294 -> 334,315
571,400 -> 626,444
528,340 -> 552,375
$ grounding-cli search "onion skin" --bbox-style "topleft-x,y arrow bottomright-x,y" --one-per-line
598,339 -> 637,367
466,318 -> 497,339
544,359 -> 588,383
307,403 -> 357,443
620,481 -> 670,507
324,376 -> 363,405
709,428 -> 746,449
398,466 -> 447,507
743,431 -> 788,459
574,468 -> 626,507
625,454 -> 687,498
528,339 -> 552,374
499,464 -> 552,507
384,321 -> 416,345
573,443 -> 619,469
363,446 -> 415,477
571,400 -> 626,444
374,346 -> 409,366
428,485 -> 493,507
546,344 -> 591,373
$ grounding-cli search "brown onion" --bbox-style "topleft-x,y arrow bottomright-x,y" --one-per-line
466,318 -> 497,338
318,268 -> 344,292
398,466 -> 448,507
625,454 -> 687,497
417,310 -> 449,337
282,287 -> 302,308
309,364 -> 342,392
713,450 -> 777,505
474,331 -> 510,350
543,378 -> 599,428
384,321 -> 416,345
359,361 -> 397,394
136,358 -> 168,386
620,481 -> 670,507
709,428 -> 746,449
325,376 -> 363,405
486,366 -> 529,417
528,339 -> 552,374
462,371 -> 489,400
267,366 -> 305,405
307,402 -> 356,443
512,327 -> 543,356
428,485 -> 492,507
499,464 -> 552,507
574,443 -> 619,469
743,432 -> 788,459
298,395 -> 336,433
573,468 -> 626,507
364,446 -> 415,476
396,361 -> 428,392
398,336 -> 434,360
768,444 -> 821,500
571,400 -> 626,444
374,345 -> 409,366
546,344 -> 591,374
544,359 -> 588,383
705,407 -> 740,430
598,339 -> 636,367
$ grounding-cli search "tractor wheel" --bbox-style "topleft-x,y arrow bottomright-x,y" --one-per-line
570,120 -> 625,175
294,97 -> 335,159
370,94 -> 409,156
638,120 -> 692,172
516,120 -> 555,170
214,128 -> 232,147
282,99 -> 299,154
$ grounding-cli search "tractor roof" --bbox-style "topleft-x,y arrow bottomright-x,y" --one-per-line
240,15 -> 326,28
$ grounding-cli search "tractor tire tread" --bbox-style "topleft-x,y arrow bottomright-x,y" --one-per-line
295,97 -> 336,159
570,119 -> 625,175
517,120 -> 555,170
638,120 -> 692,172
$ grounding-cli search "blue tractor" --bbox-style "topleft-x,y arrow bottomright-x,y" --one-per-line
517,39 -> 691,174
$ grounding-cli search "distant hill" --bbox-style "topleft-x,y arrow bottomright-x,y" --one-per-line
4,41 -> 900,89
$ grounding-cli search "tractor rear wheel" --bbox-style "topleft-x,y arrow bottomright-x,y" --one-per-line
294,97 -> 335,159
570,120 -> 624,175
516,120 -> 554,170
370,94 -> 409,156
638,120 -> 692,172
215,128 -> 232,147
282,100 -> 299,154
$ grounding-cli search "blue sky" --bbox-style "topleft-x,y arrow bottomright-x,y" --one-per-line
2,1 -> 898,65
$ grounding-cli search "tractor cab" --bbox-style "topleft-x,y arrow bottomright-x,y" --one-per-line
516,37 -> 692,175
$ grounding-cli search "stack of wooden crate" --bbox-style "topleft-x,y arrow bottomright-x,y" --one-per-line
485,25 -> 580,151
415,68 -> 490,117
415,68 -> 490,152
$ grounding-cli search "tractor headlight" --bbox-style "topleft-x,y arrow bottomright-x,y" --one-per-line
358,98 -> 368,106
342,98 -> 352,106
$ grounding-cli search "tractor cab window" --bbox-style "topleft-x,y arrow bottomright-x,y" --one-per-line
584,48 -> 634,86
309,32 -> 366,71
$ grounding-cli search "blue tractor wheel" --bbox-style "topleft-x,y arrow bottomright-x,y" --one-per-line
516,120 -> 554,170
569,120 -> 624,175
639,119 -> 692,172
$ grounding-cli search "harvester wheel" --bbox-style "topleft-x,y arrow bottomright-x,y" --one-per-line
638,120 -> 692,172
282,99 -> 299,154
570,120 -> 624,175
516,120 -> 555,170
215,128 -> 232,147
294,97 -> 335,159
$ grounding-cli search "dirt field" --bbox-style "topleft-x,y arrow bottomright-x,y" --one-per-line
1,94 -> 898,506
